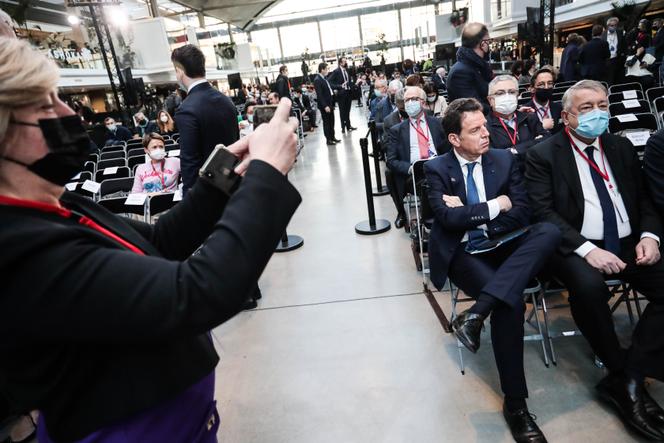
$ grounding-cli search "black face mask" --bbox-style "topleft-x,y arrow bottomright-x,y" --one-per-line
534,87 -> 554,103
2,115 -> 91,186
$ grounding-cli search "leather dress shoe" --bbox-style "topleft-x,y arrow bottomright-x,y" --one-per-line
347,126 -> 357,131
503,404 -> 548,443
643,387 -> 664,431
450,310 -> 485,353
394,216 -> 405,229
333,138 -> 342,142
596,373 -> 664,440
326,140 -> 337,146
243,298 -> 258,310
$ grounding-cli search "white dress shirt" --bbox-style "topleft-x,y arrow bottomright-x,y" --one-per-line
409,114 -> 437,164
607,32 -> 618,59
569,133 -> 659,257
532,99 -> 550,122
453,149 -> 501,242
187,79 -> 208,93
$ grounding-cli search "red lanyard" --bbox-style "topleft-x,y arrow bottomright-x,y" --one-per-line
410,118 -> 430,142
151,160 -> 166,189
565,128 -> 613,191
535,101 -> 550,119
497,115 -> 518,146
0,195 -> 146,255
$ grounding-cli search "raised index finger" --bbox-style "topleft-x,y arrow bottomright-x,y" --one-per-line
272,98 -> 293,123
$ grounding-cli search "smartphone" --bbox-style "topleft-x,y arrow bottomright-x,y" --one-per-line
199,144 -> 241,195
253,105 -> 278,129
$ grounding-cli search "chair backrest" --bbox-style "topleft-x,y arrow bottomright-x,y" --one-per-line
608,82 -> 643,94
608,90 -> 644,104
126,139 -> 143,147
609,113 -> 659,133
552,92 -> 565,102
609,99 -> 651,116
83,161 -> 96,174
165,143 -> 179,151
148,192 -> 180,218
95,166 -> 130,182
518,97 -> 531,107
100,150 -> 126,161
88,153 -> 99,163
98,196 -> 147,218
554,81 -> 576,88
654,96 -> 664,114
552,86 -> 569,95
67,182 -> 97,199
411,159 -> 434,221
127,148 -> 145,158
128,155 -> 146,171
77,171 -> 93,182
132,164 -> 141,176
99,176 -> 135,198
102,144 -> 125,154
97,158 -> 127,171
646,86 -> 664,104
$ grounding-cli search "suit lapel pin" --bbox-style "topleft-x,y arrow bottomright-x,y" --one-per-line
451,177 -> 457,183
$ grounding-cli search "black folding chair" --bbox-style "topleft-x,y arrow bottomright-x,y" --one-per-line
552,86 -> 569,95
608,90 -> 644,104
98,196 -> 147,221
654,97 -> 664,126
554,81 -> 576,88
76,171 -> 93,182
609,99 -> 651,116
100,150 -> 126,161
552,92 -> 565,102
165,143 -> 179,152
608,82 -> 643,95
102,144 -> 125,153
126,139 -> 143,148
83,161 -> 96,175
97,158 -> 127,171
88,153 -> 98,163
519,91 -> 532,99
147,192 -> 181,222
128,155 -> 146,171
646,86 -> 664,105
67,181 -> 97,199
95,166 -> 130,182
99,177 -> 134,199
609,113 -> 658,155
127,148 -> 145,158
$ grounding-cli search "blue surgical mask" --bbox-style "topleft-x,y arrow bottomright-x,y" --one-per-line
573,109 -> 609,139
405,100 -> 422,118
375,89 -> 383,98
247,114 -> 254,123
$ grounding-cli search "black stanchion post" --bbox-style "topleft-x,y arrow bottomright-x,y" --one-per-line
355,137 -> 391,235
275,172 -> 304,252
369,120 -> 389,197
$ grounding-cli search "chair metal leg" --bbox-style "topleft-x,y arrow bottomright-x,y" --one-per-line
530,292 -> 550,368
540,294 -> 557,365
633,289 -> 643,318
622,284 -> 636,326
449,284 -> 465,375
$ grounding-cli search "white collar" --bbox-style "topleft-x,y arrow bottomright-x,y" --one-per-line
187,79 -> 207,92
453,149 -> 483,168
409,113 -> 427,125
569,131 -> 600,152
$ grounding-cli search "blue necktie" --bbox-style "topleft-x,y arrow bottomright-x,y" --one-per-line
465,162 -> 489,250
584,146 -> 620,255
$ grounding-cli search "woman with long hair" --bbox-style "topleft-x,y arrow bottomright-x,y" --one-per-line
156,109 -> 177,136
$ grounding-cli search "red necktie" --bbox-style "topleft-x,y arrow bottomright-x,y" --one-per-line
417,120 -> 430,159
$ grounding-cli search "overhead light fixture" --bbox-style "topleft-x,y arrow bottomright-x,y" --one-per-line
108,7 -> 129,27
67,15 -> 80,25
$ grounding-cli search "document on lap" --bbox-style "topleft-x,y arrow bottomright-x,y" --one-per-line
465,226 -> 531,255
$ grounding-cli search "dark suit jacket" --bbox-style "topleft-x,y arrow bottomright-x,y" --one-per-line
424,149 -> 531,290
559,43 -> 580,82
0,160 -> 301,442
104,125 -> 133,145
579,38 -> 611,79
327,67 -> 351,93
432,73 -> 447,92
487,111 -> 548,155
602,29 -> 627,59
175,82 -> 239,193
526,99 -> 563,134
381,110 -> 405,146
653,28 -> 664,61
135,120 -> 159,138
374,96 -> 395,133
525,131 -> 662,256
275,74 -> 291,101
644,129 -> 664,215
314,74 -> 334,110
386,115 -> 449,198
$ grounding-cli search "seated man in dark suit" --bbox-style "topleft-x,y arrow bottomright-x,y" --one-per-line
425,98 -> 561,443
386,86 -> 447,228
527,67 -> 563,134
644,129 -> 664,215
103,117 -> 133,146
133,111 -> 159,138
381,88 -> 407,147
171,44 -> 239,194
526,80 -> 664,441
485,75 -> 548,167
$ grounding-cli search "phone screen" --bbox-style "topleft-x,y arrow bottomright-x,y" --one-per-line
253,105 -> 278,129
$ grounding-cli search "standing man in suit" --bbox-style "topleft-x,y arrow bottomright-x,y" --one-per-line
328,57 -> 356,133
385,86 -> 448,228
171,44 -> 239,194
527,67 -> 563,134
425,97 -> 561,443
525,80 -> 664,440
602,17 -> 627,85
275,65 -> 292,102
446,23 -> 494,114
579,25 -> 611,82
559,33 -> 581,83
314,62 -> 338,146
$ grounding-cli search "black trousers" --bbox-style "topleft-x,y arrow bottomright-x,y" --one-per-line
607,58 -> 625,86
320,108 -> 335,141
385,168 -> 406,219
337,90 -> 352,130
448,223 -> 562,398
551,237 -> 664,381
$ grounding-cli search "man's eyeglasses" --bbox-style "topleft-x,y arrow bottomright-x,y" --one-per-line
492,90 -> 518,96
404,97 -> 424,102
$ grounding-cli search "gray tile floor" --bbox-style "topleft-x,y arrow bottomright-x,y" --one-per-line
212,105 -> 663,443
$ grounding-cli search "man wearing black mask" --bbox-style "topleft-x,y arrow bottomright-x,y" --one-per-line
133,111 -> 158,138
527,68 -> 562,134
446,22 -> 494,114
328,57 -> 357,133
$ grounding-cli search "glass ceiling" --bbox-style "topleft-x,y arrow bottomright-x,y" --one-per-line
258,0 -> 416,24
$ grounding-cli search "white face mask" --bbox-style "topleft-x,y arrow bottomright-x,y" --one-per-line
427,96 -> 436,103
149,148 -> 166,161
106,124 -> 116,131
160,115 -> 169,123
493,94 -> 518,115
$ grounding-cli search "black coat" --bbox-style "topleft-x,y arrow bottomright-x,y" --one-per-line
447,47 -> 494,114
327,67 -> 351,93
486,111 -> 548,155
602,29 -> 627,59
104,125 -> 133,146
525,131 -> 662,256
425,149 -> 531,290
174,82 -> 239,193
275,74 -> 291,101
0,161 -> 301,442
432,73 -> 447,92
313,74 -> 334,110
579,38 -> 611,80
559,43 -> 580,82
644,129 -> 664,215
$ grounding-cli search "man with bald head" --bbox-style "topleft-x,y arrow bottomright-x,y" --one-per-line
447,22 -> 494,114
526,80 -> 664,440
385,86 -> 448,228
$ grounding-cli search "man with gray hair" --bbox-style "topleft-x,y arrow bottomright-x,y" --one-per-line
602,16 -> 627,84
432,66 -> 447,92
526,79 -> 664,440
385,86 -> 448,228
485,75 -> 547,167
